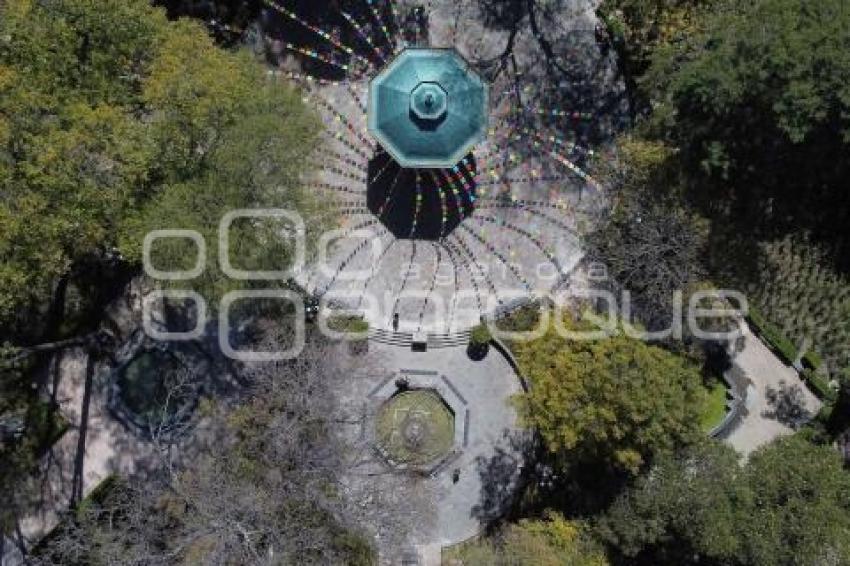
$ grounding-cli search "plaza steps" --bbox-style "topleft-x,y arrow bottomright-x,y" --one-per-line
369,329 -> 471,349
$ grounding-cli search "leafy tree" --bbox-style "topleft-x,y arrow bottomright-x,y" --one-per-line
141,19 -> 261,181
597,440 -> 744,564
0,0 -> 158,333
118,23 -> 322,306
644,0 -> 850,252
597,0 -> 715,111
0,0 -> 320,340
599,0 -> 850,374
512,314 -> 707,475
450,512 -> 608,566
0,0 -> 319,543
739,436 -> 850,566
599,436 -> 850,565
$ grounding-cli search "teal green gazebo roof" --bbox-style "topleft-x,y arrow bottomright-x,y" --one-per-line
367,48 -> 489,169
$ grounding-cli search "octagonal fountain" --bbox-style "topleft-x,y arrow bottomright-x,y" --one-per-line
375,388 -> 456,473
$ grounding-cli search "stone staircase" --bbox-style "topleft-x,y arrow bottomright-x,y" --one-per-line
369,329 -> 471,349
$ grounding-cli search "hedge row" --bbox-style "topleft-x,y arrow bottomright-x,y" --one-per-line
802,369 -> 838,404
326,315 -> 369,335
802,350 -> 823,371
746,306 -> 826,371
746,307 -> 799,364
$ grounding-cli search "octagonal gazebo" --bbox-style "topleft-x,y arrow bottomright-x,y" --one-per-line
367,48 -> 489,169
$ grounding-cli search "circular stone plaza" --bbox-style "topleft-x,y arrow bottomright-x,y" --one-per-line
284,1 -> 609,338
270,0 -> 620,563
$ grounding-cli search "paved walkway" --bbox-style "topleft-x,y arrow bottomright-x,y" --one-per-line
724,323 -> 823,457
4,322 -> 822,565
3,311 -> 526,566
3,347 -> 155,566
333,339 -> 527,565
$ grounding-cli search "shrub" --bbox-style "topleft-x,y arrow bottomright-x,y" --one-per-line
346,318 -> 370,336
802,369 -> 838,404
802,350 -> 823,371
814,404 -> 835,426
495,303 -> 542,334
75,475 -> 121,517
470,324 -> 492,345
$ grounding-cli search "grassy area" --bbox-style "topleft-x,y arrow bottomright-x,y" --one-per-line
700,381 -> 729,432
442,536 -> 479,564
326,314 -> 369,336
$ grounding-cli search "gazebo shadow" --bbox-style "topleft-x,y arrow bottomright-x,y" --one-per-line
366,149 -> 477,240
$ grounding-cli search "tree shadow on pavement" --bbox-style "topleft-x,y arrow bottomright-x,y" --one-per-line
764,380 -> 812,428
471,429 -> 533,527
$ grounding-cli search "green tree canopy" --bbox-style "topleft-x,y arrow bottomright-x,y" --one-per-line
598,440 -> 745,563
739,436 -> 850,565
644,0 -> 850,250
449,512 -> 608,566
599,436 -> 850,565
598,0 -> 715,111
118,23 -> 321,306
0,0 -> 319,339
0,0 -> 319,535
512,314 -> 707,475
